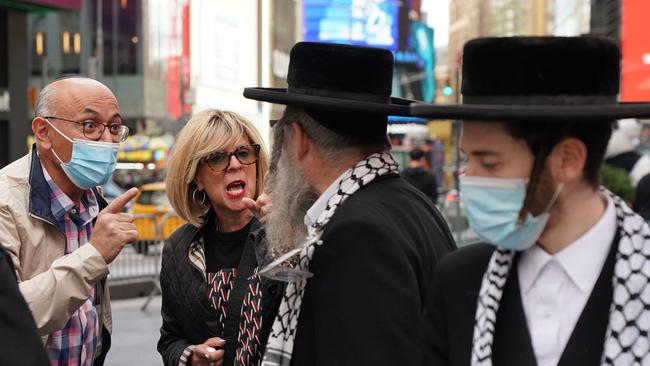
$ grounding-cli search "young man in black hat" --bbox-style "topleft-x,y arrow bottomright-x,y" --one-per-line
411,37 -> 650,366
243,42 -> 455,366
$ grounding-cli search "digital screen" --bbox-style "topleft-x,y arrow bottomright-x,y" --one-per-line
621,0 -> 650,102
303,0 -> 400,50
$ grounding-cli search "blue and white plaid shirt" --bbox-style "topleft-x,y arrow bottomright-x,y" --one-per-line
42,165 -> 100,366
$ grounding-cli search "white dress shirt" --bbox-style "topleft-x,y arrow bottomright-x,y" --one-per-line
518,194 -> 616,366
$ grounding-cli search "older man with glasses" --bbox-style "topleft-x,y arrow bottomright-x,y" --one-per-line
0,75 -> 140,365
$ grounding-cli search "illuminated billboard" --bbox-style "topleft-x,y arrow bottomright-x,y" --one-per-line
303,0 -> 400,50
621,0 -> 650,102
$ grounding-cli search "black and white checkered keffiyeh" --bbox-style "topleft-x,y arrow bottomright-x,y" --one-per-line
261,152 -> 399,366
471,190 -> 650,366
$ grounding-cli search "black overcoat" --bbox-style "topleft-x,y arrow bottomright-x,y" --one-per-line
290,174 -> 455,366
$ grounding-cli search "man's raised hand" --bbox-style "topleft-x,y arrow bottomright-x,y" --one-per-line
90,187 -> 139,264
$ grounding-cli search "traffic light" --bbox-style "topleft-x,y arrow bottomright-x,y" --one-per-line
442,77 -> 453,97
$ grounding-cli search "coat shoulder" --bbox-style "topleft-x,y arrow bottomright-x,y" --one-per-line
163,223 -> 199,257
437,243 -> 495,279
434,243 -> 495,301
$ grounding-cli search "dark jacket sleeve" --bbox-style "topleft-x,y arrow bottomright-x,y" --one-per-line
0,246 -> 50,366
423,244 -> 495,366
157,238 -> 193,366
424,256 -> 452,366
301,218 -> 433,365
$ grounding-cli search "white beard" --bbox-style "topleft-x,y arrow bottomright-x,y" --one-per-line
264,149 -> 318,259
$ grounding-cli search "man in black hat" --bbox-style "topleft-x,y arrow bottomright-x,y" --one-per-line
243,42 -> 455,366
411,37 -> 650,366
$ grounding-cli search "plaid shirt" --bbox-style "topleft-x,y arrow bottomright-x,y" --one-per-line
42,166 -> 101,366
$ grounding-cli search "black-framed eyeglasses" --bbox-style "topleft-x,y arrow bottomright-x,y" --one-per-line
43,116 -> 130,142
202,144 -> 261,172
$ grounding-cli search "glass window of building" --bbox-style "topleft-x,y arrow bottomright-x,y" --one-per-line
90,0 -> 141,76
28,10 -> 82,77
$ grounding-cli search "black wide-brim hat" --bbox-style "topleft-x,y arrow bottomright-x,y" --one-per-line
410,36 -> 650,121
244,42 -> 417,138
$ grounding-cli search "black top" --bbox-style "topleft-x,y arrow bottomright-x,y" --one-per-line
635,173 -> 650,220
289,174 -> 455,366
401,167 -> 438,203
605,151 -> 641,173
204,219 -> 252,273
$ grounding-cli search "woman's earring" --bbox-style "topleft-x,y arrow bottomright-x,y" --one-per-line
192,188 -> 208,207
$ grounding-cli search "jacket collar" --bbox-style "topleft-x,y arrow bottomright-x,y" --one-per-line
28,145 -> 108,226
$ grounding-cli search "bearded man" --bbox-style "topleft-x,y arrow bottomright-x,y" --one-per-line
243,42 -> 455,366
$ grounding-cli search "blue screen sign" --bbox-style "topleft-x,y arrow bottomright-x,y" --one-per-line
303,0 -> 400,50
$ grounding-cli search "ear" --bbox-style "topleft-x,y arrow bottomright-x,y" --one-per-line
32,117 -> 52,149
548,137 -> 587,184
290,122 -> 310,160
193,173 -> 204,191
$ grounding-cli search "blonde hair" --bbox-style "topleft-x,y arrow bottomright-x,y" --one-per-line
166,109 -> 269,227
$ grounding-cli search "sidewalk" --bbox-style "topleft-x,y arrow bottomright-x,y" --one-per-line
105,296 -> 162,366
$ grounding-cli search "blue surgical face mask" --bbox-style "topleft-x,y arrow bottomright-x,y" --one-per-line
46,120 -> 119,189
459,176 -> 563,251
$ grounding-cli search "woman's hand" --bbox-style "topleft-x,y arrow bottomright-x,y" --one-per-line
190,337 -> 225,366
243,192 -> 272,223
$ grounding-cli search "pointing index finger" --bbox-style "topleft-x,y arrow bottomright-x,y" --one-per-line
103,187 -> 139,214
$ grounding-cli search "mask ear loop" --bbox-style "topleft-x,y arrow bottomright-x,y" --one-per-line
44,119 -> 74,143
44,119 -> 73,165
543,182 -> 564,213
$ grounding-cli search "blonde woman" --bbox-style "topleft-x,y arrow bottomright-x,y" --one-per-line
158,109 -> 282,366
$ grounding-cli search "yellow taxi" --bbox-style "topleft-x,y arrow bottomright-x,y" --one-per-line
130,182 -> 185,242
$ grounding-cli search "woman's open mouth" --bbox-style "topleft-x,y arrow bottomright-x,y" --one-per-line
225,180 -> 246,199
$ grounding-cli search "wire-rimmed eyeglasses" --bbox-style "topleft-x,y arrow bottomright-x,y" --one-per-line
201,144 -> 261,172
43,116 -> 130,143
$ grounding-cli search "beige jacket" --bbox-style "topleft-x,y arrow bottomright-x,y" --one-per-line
0,150 -> 112,343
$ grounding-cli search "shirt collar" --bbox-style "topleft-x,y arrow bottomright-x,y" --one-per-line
304,170 -> 347,232
42,164 -> 74,218
519,194 -> 616,294
41,161 -> 100,226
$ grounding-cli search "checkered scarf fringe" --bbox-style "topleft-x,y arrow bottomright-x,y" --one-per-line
471,189 -> 650,366
261,152 -> 399,366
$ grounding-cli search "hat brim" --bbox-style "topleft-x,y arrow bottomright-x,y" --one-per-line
244,87 -> 415,116
410,102 -> 650,122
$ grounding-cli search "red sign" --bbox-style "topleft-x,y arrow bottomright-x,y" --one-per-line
166,56 -> 181,119
621,0 -> 650,102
